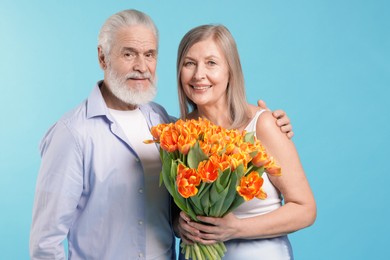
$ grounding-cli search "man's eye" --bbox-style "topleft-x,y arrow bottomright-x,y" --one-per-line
208,61 -> 216,66
124,52 -> 135,58
145,53 -> 155,59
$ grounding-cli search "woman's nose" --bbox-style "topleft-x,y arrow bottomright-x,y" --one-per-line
192,65 -> 206,80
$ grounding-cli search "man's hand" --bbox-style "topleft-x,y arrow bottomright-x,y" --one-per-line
257,100 -> 294,139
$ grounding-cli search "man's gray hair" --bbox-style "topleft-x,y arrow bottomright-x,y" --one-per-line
98,9 -> 159,57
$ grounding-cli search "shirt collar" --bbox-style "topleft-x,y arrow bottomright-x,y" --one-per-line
86,80 -> 161,126
139,104 -> 162,128
86,80 -> 112,120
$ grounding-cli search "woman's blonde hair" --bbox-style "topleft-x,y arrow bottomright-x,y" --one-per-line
176,24 -> 249,129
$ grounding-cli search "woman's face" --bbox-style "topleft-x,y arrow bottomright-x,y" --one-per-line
180,37 -> 230,109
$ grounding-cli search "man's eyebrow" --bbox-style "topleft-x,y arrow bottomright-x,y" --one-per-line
145,49 -> 158,55
121,47 -> 157,54
121,47 -> 137,53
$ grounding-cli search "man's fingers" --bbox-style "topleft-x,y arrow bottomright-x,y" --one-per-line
272,109 -> 285,119
287,131 -> 294,139
257,100 -> 268,110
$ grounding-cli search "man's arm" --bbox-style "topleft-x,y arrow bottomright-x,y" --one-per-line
30,122 -> 83,259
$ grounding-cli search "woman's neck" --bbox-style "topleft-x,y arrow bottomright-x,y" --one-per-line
194,105 -> 232,129
191,103 -> 254,131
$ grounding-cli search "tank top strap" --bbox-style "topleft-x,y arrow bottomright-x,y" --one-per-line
244,109 -> 267,132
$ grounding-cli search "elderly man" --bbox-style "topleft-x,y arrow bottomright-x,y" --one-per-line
30,9 -> 292,260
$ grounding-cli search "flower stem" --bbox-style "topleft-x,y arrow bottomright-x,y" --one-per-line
185,244 -> 190,259
205,244 -> 219,259
199,244 -> 213,260
194,243 -> 203,260
213,242 -> 226,257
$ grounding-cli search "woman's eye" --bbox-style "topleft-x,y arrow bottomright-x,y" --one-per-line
184,61 -> 195,67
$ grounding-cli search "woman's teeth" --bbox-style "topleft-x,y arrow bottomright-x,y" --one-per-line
192,85 -> 210,90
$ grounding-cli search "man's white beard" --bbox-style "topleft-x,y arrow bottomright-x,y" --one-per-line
105,66 -> 157,106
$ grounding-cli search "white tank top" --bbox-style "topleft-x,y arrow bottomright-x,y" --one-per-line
233,110 -> 282,218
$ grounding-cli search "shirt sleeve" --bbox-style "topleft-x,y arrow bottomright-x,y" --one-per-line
169,115 -> 178,123
30,121 -> 83,259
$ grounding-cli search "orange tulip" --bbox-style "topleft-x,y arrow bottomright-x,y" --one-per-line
177,178 -> 199,198
251,150 -> 270,167
230,151 -> 251,170
150,125 -> 164,140
210,143 -> 225,155
255,187 -> 267,200
176,164 -> 201,198
177,128 -> 197,155
197,159 -> 219,183
264,159 -> 282,176
199,140 -> 211,155
209,154 -> 230,172
236,171 -> 266,201
225,143 -> 238,155
160,128 -> 179,153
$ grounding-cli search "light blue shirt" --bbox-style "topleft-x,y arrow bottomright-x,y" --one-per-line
30,82 -> 176,260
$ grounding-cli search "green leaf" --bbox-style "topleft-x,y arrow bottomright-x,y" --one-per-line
209,182 -> 222,205
244,131 -> 256,144
173,194 -> 188,214
170,159 -> 179,181
228,195 -> 245,214
160,151 -> 174,196
216,168 -> 232,191
249,165 -> 265,176
185,198 -> 199,221
249,150 -> 258,158
201,190 -> 211,216
187,141 -> 208,169
234,164 -> 246,179
209,183 -> 230,217
218,173 -> 241,216
159,170 -> 163,186
197,182 -> 212,199
189,195 -> 205,215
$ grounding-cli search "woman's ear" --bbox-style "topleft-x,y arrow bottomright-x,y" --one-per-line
98,47 -> 107,70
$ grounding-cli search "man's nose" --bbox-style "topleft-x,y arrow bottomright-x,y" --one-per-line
133,55 -> 147,72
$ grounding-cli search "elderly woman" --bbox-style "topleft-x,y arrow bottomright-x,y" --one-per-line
175,24 -> 316,260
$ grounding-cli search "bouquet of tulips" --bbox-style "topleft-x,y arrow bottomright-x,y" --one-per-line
145,118 -> 281,260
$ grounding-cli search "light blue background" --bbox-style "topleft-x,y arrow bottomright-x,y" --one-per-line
1,1 -> 389,259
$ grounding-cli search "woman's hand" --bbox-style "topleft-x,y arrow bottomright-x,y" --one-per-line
178,211 -> 241,245
177,211 -> 196,245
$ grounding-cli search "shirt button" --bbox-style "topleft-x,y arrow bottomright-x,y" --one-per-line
139,188 -> 143,193
139,252 -> 143,258
138,220 -> 143,225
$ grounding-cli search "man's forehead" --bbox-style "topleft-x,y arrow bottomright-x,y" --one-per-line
115,25 -> 157,48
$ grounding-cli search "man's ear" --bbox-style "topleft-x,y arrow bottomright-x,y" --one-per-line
98,47 -> 107,70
